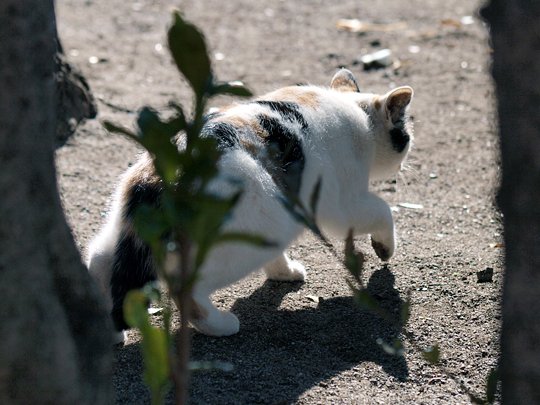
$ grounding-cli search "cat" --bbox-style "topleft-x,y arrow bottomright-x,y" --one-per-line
86,68 -> 414,342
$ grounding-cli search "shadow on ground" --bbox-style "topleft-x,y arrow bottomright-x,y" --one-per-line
113,266 -> 408,404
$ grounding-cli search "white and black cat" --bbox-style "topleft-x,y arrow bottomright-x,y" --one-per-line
87,69 -> 414,342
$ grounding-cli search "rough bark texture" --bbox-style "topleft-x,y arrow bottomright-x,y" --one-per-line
0,1 -> 112,403
482,0 -> 540,403
54,39 -> 97,146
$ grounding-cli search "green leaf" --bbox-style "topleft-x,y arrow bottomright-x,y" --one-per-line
309,177 -> 322,218
216,232 -> 277,248
278,195 -> 304,220
162,303 -> 173,339
141,326 -> 170,399
485,367 -> 499,403
185,138 -> 222,182
277,194 -> 321,235
136,107 -> 182,183
211,81 -> 253,97
168,11 -> 212,97
124,290 -> 150,329
124,290 -> 170,404
422,345 -> 440,365
142,282 -> 162,303
134,204 -> 170,244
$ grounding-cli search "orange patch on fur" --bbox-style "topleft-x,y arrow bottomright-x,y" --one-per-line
265,87 -> 320,109
117,153 -> 162,234
121,153 -> 161,201
250,116 -> 269,139
331,77 -> 357,93
220,115 -> 249,128
373,96 -> 382,111
240,138 -> 258,154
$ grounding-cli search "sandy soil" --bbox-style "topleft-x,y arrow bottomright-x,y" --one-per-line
56,0 -> 502,403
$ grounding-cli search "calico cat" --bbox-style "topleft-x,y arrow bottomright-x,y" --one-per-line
87,69 -> 414,342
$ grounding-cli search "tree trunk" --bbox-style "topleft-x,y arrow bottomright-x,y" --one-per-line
481,1 -> 540,403
0,1 -> 112,403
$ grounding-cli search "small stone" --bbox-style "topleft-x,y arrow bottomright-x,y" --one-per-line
460,16 -> 474,25
148,307 -> 163,315
360,49 -> 392,70
477,267 -> 494,283
398,202 -> 424,210
154,43 -> 164,53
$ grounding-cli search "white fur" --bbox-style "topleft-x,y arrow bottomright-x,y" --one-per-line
87,70 -> 413,339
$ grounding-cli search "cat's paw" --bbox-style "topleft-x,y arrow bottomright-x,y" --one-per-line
287,260 -> 307,281
191,310 -> 240,337
265,259 -> 306,282
371,238 -> 394,262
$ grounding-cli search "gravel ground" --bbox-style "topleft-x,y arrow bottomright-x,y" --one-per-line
56,0 -> 501,403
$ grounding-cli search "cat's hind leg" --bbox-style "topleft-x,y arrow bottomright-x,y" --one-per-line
188,244 -> 289,336
264,253 -> 306,282
189,289 -> 240,337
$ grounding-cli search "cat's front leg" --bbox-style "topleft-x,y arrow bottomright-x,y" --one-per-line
264,253 -> 306,282
353,192 -> 396,261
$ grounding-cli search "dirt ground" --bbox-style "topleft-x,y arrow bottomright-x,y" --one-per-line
56,0 -> 502,403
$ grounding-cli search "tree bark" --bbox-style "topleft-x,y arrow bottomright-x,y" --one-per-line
481,1 -> 540,403
0,1 -> 112,403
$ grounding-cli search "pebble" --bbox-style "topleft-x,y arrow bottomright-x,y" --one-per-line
477,267 -> 494,283
359,49 -> 392,70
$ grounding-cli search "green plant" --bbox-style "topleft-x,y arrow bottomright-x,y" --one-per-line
104,12 -> 266,405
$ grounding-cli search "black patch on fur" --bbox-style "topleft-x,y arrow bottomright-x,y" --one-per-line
202,121 -> 239,150
202,111 -> 221,123
110,231 -> 157,330
111,180 -> 163,330
124,182 -> 163,220
389,127 -> 410,153
258,115 -> 305,193
255,100 -> 308,132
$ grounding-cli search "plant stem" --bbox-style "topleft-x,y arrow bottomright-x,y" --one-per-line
173,235 -> 193,405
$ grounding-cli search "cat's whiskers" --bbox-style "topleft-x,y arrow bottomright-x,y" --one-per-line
395,159 -> 421,197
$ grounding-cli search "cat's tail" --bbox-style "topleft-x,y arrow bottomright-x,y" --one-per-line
87,153 -> 161,333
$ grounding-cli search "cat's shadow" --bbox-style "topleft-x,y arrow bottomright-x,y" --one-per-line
188,265 -> 409,404
114,266 -> 408,404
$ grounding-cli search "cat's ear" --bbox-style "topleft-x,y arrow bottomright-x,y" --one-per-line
331,69 -> 360,92
383,86 -> 413,124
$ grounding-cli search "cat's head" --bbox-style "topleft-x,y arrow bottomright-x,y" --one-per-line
331,69 -> 414,180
